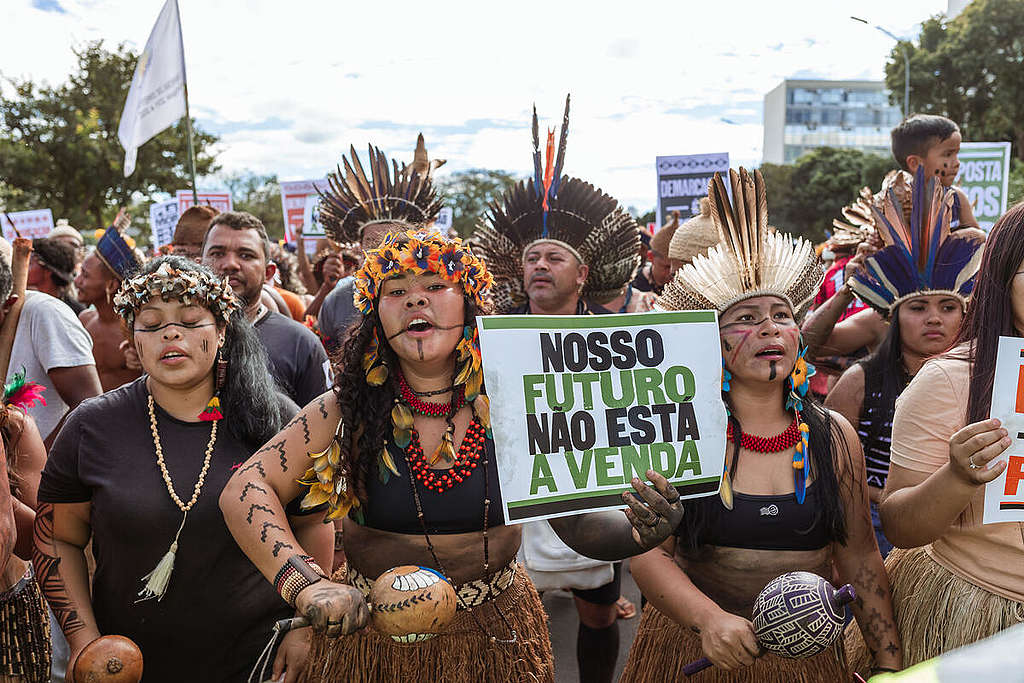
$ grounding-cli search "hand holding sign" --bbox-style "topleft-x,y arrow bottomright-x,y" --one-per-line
949,419 -> 1010,486
621,470 -> 683,550
983,336 -> 1024,523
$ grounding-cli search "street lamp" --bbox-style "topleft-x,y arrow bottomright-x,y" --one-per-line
851,16 -> 910,119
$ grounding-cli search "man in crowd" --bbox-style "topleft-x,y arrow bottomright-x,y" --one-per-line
202,211 -> 328,407
75,226 -> 143,392
27,237 -> 83,315
631,210 -> 679,295
170,205 -> 218,261
46,219 -> 85,267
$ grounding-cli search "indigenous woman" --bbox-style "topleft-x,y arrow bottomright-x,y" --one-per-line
847,202 -> 1024,671
33,256 -> 328,682
619,168 -> 902,682
826,168 -> 983,557
220,190 -> 681,681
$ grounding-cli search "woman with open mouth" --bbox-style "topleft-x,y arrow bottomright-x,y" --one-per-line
620,168 -> 901,682
34,256 -> 317,682
219,148 -> 682,683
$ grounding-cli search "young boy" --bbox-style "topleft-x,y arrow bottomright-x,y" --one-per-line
890,114 -> 979,229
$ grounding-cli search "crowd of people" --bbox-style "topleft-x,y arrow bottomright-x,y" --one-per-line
0,102 -> 1021,683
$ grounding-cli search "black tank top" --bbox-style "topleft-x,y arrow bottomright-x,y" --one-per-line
355,433 -> 505,534
700,483 -> 831,551
857,368 -> 907,490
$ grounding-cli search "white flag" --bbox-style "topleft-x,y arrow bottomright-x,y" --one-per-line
117,0 -> 187,177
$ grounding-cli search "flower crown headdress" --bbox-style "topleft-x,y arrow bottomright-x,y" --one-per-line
113,261 -> 240,327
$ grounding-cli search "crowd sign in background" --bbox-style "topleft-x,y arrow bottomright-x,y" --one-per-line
956,142 -> 1011,232
176,190 -> 232,216
280,179 -> 329,251
654,153 -> 729,228
2,209 -> 54,241
478,311 -> 728,524
985,336 -> 1024,524
149,199 -> 178,247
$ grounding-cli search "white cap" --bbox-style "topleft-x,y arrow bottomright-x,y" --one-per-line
48,218 -> 84,247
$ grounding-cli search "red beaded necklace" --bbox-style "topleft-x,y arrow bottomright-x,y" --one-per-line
405,418 -> 486,492
726,412 -> 802,453
398,373 -> 465,418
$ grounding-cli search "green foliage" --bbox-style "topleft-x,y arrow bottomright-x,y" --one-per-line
0,40 -> 219,228
886,0 -> 1024,159
437,168 -> 518,237
760,147 -> 892,242
223,171 -> 284,240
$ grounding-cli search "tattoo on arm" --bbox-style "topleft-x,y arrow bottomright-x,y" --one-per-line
284,414 -> 311,444
247,503 -> 275,524
260,521 -> 286,542
318,397 -> 328,419
31,503 -> 87,639
272,541 -> 293,557
237,460 -> 266,479
255,440 -> 289,472
239,482 -> 268,502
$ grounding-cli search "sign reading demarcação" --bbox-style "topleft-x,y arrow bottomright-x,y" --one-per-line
478,311 -> 728,524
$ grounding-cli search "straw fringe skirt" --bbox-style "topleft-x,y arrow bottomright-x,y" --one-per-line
619,602 -> 848,683
302,566 -> 553,683
846,546 -> 1024,674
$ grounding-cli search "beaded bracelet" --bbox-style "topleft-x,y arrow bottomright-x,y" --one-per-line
274,555 -> 328,607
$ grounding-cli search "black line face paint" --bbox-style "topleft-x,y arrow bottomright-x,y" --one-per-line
387,322 -> 463,341
133,321 -> 216,334
722,340 -> 733,351
769,360 -> 778,381
417,340 -> 424,360
201,339 -> 209,354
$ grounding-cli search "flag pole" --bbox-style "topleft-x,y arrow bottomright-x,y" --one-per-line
183,82 -> 198,204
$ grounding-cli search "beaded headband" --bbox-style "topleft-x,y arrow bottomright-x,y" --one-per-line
353,230 -> 492,316
113,261 -> 241,326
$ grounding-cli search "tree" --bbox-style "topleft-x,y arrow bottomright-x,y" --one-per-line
223,172 -> 284,240
760,147 -> 891,242
0,41 -> 219,228
886,0 -> 1024,160
437,169 -> 518,237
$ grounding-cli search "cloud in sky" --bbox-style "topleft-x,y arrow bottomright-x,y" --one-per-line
4,0 -> 942,211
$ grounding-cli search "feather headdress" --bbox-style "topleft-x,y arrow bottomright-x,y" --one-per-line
473,95 -> 641,312
830,185 -> 878,249
318,138 -> 444,245
657,168 -> 822,316
848,166 -> 983,314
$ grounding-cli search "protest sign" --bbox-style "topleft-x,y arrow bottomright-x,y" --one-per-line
984,336 -> 1024,523
176,190 -> 232,215
149,199 -> 179,248
433,206 -> 453,233
280,179 -> 330,247
2,209 -> 54,241
955,142 -> 1011,232
655,153 -> 729,228
478,311 -> 728,524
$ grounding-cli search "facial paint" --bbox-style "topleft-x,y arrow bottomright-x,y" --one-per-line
769,360 -> 777,381
417,340 -> 424,361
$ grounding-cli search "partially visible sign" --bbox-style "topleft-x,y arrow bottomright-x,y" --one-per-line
478,311 -> 728,524
984,335 -> 1024,524
280,179 -> 330,247
433,206 -> 453,233
149,199 -> 179,248
176,190 -> 232,216
2,209 -> 55,241
956,142 -> 1011,232
655,153 -> 729,228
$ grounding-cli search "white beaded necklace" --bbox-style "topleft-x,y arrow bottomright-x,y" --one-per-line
137,392 -> 219,601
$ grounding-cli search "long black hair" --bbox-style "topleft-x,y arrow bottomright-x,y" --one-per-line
131,256 -> 289,449
676,382 -> 852,552
953,203 -> 1024,423
855,306 -> 910,446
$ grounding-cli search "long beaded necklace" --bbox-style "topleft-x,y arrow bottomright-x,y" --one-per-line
405,407 -> 517,644
726,411 -> 801,453
137,393 -> 219,601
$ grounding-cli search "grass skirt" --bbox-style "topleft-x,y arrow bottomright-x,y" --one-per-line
619,602 -> 848,682
303,565 -> 553,682
846,546 -> 1024,674
0,564 -> 51,681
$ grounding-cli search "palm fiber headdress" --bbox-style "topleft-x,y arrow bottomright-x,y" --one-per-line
657,167 -> 823,316
848,165 -> 983,314
317,138 -> 444,245
830,185 -> 878,250
473,95 -> 641,312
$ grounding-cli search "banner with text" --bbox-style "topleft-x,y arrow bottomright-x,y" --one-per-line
478,311 -> 728,524
176,190 -> 233,216
984,336 -> 1024,524
280,179 -> 330,250
956,142 -> 1011,232
655,153 -> 729,228
2,209 -> 54,241
149,199 -> 179,248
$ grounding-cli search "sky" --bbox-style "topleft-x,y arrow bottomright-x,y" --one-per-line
3,0 -> 950,213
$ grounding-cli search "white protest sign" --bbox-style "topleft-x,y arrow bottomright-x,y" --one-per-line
478,311 -> 728,524
2,209 -> 54,241
149,199 -> 179,248
176,190 -> 232,215
984,336 -> 1024,524
433,206 -> 453,233
956,142 -> 1012,232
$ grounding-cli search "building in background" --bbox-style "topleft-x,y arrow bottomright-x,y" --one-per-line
762,79 -> 903,164
947,0 -> 970,18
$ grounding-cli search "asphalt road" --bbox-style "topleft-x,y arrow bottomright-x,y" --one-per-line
542,559 -> 643,683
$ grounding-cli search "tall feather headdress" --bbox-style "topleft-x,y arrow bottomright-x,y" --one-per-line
848,165 -> 983,314
657,168 -> 822,315
318,138 -> 444,245
473,95 -> 641,313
